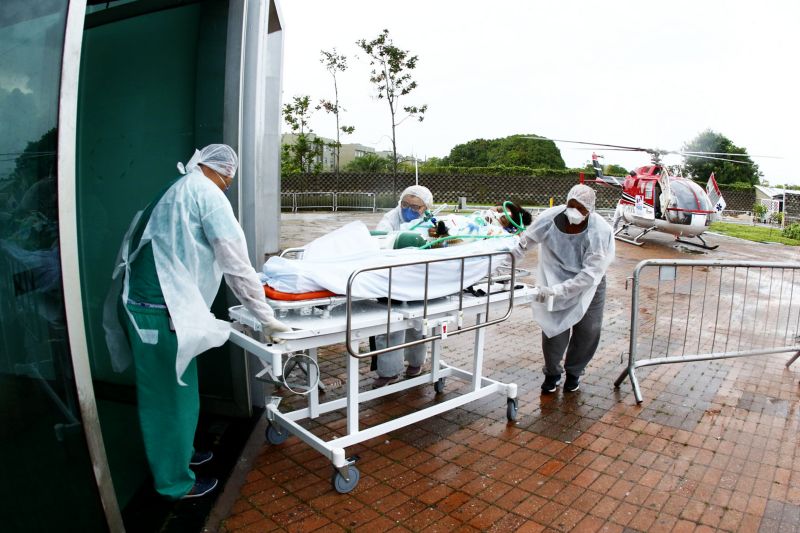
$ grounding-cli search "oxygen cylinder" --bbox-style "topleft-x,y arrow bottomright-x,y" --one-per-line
369,230 -> 427,249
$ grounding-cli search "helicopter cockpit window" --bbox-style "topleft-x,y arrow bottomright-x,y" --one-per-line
645,181 -> 654,198
666,180 -> 712,224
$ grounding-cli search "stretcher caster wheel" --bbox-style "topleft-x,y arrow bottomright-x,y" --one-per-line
332,465 -> 360,494
434,378 -> 446,394
506,398 -> 518,422
266,423 -> 288,445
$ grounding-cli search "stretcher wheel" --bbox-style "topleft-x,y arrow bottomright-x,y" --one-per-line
266,423 -> 288,445
506,398 -> 518,422
434,378 -> 446,394
332,465 -> 360,494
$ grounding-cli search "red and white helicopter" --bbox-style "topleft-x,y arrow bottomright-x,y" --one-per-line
549,140 -> 742,250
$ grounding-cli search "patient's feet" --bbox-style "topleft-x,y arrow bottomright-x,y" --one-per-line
372,375 -> 401,389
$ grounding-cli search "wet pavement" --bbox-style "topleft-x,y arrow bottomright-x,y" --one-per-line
213,211 -> 800,533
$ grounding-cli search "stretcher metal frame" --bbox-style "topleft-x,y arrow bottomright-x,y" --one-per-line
228,250 -> 535,493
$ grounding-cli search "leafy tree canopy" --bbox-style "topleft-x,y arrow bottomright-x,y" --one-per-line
356,29 -> 426,176
343,153 -> 392,172
682,130 -> 761,186
443,134 -> 565,169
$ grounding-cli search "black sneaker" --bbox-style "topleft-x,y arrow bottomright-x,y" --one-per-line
372,375 -> 401,389
540,374 -> 561,393
405,365 -> 422,377
190,450 -> 213,466
564,374 -> 580,392
180,477 -> 218,499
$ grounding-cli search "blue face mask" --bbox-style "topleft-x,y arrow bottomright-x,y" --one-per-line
401,206 -> 421,222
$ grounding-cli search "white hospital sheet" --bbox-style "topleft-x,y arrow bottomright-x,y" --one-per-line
264,221 -> 518,301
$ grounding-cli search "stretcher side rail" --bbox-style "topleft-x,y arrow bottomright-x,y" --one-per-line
345,250 -> 517,358
228,254 -> 537,493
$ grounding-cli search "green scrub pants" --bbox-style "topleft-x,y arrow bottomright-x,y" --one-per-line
124,303 -> 198,500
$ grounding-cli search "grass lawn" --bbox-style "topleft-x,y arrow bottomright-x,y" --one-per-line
709,222 -> 800,246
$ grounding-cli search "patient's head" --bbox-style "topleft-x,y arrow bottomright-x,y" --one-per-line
495,201 -> 532,230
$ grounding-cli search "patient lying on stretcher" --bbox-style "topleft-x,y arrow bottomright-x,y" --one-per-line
413,201 -> 532,247
260,205 -> 530,302
375,200 -> 532,249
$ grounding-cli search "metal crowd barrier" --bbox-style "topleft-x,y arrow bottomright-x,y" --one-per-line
293,191 -> 335,212
280,192 -> 295,212
335,192 -> 376,212
615,259 -> 800,403
281,192 -> 376,213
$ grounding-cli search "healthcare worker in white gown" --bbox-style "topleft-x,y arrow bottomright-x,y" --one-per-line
513,184 -> 615,394
372,185 -> 434,388
104,145 -> 289,500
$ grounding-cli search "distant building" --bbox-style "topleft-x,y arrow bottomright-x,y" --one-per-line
755,185 -> 800,211
339,143 -> 376,168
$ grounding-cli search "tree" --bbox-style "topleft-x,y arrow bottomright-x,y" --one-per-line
319,48 -> 355,175
356,29 -> 427,185
343,153 -> 392,172
282,95 -> 323,173
682,130 -> 761,186
443,135 -> 565,169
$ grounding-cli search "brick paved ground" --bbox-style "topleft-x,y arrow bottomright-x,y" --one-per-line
214,212 -> 800,533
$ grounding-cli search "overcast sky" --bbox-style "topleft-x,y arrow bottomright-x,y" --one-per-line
278,0 -> 800,185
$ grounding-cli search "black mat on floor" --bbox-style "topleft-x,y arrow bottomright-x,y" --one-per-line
122,408 -> 262,533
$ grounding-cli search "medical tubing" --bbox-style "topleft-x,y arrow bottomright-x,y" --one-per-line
417,233 -> 515,250
502,200 -> 526,234
282,353 -> 321,395
408,204 -> 449,230
408,212 -> 433,230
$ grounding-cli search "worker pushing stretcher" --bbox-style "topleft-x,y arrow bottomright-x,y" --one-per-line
104,143 -> 611,497
229,185 -> 613,494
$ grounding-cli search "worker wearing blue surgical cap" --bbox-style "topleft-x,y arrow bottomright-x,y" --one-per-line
104,144 -> 289,500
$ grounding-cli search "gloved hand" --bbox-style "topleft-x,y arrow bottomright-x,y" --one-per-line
535,285 -> 555,303
262,316 -> 292,341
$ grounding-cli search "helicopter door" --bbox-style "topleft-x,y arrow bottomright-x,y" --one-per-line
658,174 -> 673,222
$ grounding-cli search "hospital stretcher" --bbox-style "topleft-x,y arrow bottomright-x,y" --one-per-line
228,249 -> 539,493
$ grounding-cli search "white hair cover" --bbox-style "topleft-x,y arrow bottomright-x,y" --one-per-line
177,144 -> 239,178
566,184 -> 596,212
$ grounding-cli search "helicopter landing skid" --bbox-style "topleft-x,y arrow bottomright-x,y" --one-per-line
675,234 -> 719,250
614,224 -> 656,246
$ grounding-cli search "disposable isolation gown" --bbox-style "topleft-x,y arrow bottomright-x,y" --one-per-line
514,206 -> 615,337
104,169 -> 275,384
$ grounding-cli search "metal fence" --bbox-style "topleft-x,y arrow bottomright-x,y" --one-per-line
615,259 -> 800,403
335,192 -> 376,212
281,192 -> 376,213
294,191 -> 335,212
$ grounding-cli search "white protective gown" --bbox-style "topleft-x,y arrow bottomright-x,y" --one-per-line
376,205 -> 405,232
104,170 -> 275,384
514,206 -> 615,337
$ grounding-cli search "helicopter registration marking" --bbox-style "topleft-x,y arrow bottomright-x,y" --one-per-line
632,196 -> 655,220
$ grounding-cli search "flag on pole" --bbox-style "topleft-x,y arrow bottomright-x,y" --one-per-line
706,173 -> 726,216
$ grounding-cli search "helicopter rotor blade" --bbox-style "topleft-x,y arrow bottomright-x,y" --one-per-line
679,153 -> 753,165
562,147 -> 642,152
521,137 -> 656,153
680,150 -> 781,159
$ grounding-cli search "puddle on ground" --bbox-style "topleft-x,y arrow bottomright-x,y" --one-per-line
673,244 -> 707,255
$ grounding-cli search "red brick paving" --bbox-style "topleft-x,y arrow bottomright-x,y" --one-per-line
212,213 -> 800,532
